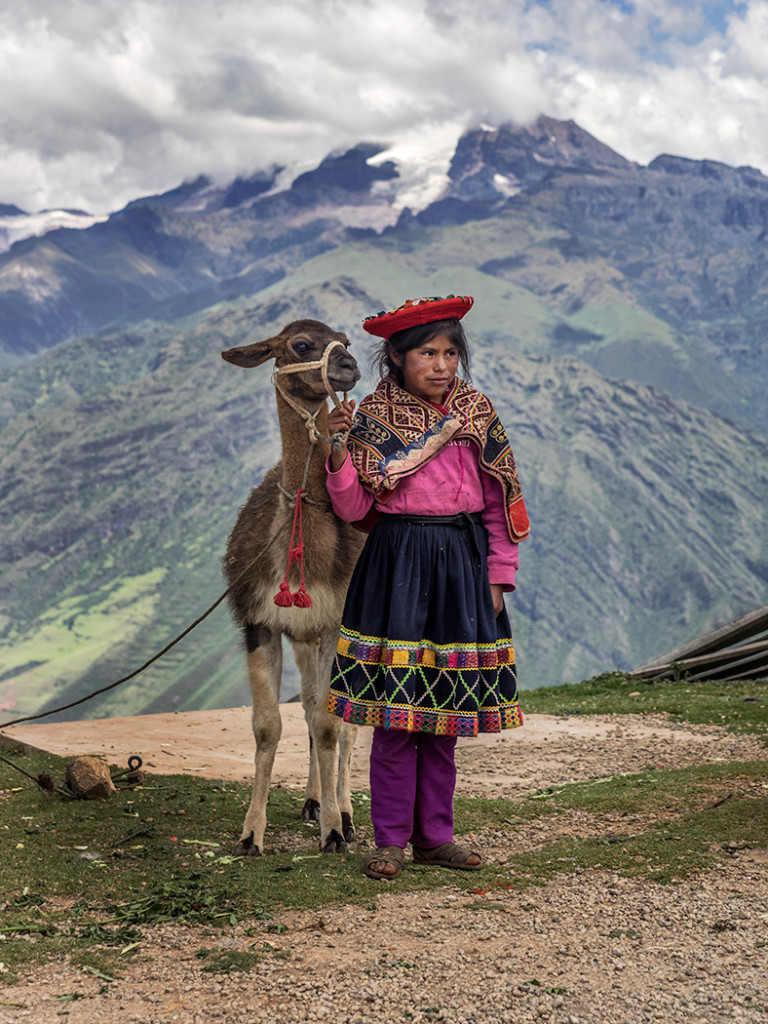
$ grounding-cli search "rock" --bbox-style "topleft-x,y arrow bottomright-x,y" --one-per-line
64,756 -> 117,799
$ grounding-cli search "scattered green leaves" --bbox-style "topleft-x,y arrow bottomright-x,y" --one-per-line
110,871 -> 229,926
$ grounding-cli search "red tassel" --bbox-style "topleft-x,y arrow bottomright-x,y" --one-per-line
273,581 -> 294,607
274,488 -> 313,609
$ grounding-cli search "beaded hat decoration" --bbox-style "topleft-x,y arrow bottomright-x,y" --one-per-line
362,295 -> 474,340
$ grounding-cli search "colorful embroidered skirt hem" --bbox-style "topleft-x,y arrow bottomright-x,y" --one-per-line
327,690 -> 523,737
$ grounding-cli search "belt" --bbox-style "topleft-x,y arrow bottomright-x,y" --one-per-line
378,511 -> 486,567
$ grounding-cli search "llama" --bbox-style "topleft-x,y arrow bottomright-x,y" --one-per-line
221,319 -> 365,856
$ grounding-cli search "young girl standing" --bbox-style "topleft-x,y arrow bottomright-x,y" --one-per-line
325,295 -> 529,880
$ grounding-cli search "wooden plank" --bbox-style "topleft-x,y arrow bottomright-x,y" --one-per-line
686,649 -> 768,682
635,646 -> 768,683
633,604 -> 768,673
709,659 -> 768,682
630,637 -> 768,680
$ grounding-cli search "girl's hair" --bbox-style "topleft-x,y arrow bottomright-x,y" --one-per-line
373,319 -> 472,385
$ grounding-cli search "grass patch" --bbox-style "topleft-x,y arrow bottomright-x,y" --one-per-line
502,788 -> 766,886
195,948 -> 264,974
455,760 -> 768,826
454,760 -> 767,889
1,571 -> 168,717
524,671 -> 768,736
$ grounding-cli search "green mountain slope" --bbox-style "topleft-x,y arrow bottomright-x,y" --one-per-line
474,350 -> 768,686
1,281 -> 766,721
246,195 -> 768,437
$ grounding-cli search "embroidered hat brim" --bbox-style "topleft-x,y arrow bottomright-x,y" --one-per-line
363,295 -> 474,339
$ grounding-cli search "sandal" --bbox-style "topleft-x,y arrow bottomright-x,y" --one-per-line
364,846 -> 405,881
412,842 -> 483,871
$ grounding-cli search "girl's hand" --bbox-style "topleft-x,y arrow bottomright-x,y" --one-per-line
328,399 -> 356,471
490,583 -> 505,617
328,398 -> 356,435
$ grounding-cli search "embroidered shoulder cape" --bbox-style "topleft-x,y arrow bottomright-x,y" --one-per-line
347,376 -> 530,542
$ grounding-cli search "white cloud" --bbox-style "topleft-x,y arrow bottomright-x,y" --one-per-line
722,0 -> 768,76
1,0 -> 767,215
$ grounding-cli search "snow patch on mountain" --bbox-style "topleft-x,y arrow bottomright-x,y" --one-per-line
0,209 -> 107,253
366,120 -> 463,214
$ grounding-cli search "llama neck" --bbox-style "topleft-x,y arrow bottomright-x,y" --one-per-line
276,392 -> 331,493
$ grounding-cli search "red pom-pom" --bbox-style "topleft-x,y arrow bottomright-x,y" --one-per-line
293,588 -> 312,608
273,581 -> 294,607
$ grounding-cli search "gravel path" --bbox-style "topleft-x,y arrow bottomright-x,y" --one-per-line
2,714 -> 767,1024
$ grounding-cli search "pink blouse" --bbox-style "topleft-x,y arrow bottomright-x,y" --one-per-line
326,437 -> 519,590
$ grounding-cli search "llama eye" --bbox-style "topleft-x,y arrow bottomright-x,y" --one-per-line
293,341 -> 310,356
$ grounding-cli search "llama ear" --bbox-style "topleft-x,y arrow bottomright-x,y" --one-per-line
221,339 -> 275,368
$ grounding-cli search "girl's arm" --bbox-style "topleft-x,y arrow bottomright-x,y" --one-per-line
325,455 -> 375,521
481,471 -> 519,594
325,399 -> 375,522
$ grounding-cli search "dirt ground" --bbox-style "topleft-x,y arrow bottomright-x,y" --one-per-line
7,703 -> 762,796
2,707 -> 768,1024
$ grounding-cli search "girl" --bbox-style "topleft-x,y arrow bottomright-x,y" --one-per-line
325,295 -> 529,880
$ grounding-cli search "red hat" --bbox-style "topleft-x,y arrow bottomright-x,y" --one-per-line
362,295 -> 474,340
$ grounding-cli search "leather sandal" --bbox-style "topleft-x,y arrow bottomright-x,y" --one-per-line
412,841 -> 483,870
364,846 -> 405,880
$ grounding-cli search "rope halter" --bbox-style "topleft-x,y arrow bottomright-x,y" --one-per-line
270,337 -> 354,610
271,338 -> 350,446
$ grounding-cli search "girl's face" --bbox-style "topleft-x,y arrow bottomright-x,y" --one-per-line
392,333 -> 460,404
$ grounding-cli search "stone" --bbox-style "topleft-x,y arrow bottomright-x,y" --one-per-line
64,756 -> 117,799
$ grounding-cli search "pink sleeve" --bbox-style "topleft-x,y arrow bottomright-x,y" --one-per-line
481,471 -> 519,591
325,453 -> 375,522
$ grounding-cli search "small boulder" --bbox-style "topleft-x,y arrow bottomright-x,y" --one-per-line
64,757 -> 117,800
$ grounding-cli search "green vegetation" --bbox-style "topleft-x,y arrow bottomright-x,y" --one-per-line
2,211 -> 768,718
3,571 -> 168,714
1,674 -> 766,985
523,671 -> 768,736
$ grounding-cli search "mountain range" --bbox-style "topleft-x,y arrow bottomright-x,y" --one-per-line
1,115 -> 766,721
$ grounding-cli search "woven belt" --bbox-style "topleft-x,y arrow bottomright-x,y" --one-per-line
378,511 -> 486,566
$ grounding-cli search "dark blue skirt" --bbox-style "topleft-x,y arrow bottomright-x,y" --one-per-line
327,512 -> 522,736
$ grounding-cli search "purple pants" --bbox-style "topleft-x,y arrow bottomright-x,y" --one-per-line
369,727 -> 457,849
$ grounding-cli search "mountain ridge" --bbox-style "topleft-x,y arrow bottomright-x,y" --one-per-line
2,114 -> 767,439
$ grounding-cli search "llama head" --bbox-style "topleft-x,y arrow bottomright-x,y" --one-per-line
221,319 -> 360,400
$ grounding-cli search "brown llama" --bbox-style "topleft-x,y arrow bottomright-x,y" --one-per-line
221,319 -> 365,856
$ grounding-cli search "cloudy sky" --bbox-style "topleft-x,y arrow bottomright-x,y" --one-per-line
2,0 -> 767,215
